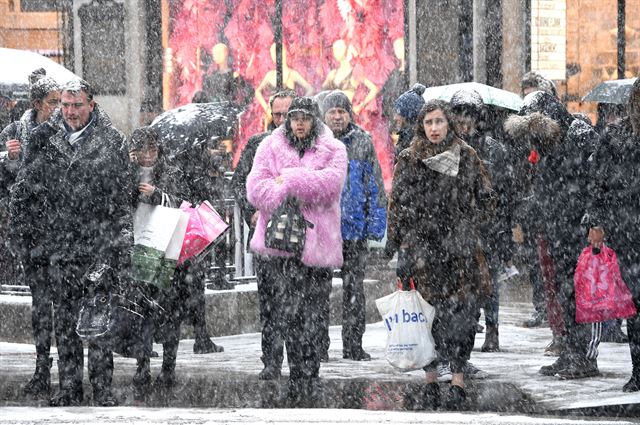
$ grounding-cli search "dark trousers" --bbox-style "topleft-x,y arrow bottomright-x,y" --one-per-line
523,239 -> 547,315
340,240 -> 368,354
481,251 -> 500,328
256,256 -> 286,369
49,260 -> 113,396
273,257 -> 332,382
425,298 -> 479,374
627,302 -> 640,374
24,259 -> 53,359
550,246 -> 594,361
178,254 -> 210,339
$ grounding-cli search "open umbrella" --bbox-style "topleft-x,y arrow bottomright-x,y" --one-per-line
582,78 -> 638,104
0,48 -> 78,99
150,102 -> 240,157
422,82 -> 523,111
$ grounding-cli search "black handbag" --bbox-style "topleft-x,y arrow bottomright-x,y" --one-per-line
264,197 -> 314,255
76,264 -> 154,358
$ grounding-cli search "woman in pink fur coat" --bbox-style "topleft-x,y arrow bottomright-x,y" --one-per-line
247,97 -> 347,407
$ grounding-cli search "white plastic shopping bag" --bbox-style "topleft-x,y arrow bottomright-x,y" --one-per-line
375,279 -> 436,371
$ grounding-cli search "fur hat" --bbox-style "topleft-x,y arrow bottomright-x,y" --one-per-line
395,83 -> 426,123
504,112 -> 561,153
322,90 -> 353,118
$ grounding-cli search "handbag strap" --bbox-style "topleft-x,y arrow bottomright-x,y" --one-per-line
161,192 -> 173,208
396,277 -> 416,291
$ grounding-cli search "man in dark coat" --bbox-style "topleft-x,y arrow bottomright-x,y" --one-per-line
9,79 -> 133,406
321,91 -> 387,361
0,72 -> 60,398
231,89 -> 295,380
511,91 -> 600,379
586,77 -> 640,391
450,89 -> 514,353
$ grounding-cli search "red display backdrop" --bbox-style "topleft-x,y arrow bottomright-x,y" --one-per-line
167,0 -> 404,191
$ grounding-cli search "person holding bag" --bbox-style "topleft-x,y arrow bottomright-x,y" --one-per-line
585,77 -> 640,392
246,97 -> 347,408
385,99 -> 495,410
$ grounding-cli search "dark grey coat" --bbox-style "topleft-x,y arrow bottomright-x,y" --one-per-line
9,106 -> 134,269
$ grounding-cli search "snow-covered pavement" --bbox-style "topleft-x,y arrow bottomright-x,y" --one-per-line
2,301 -> 640,415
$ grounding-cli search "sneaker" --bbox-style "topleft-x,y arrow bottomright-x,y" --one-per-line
437,362 -> 452,382
555,359 -> 600,379
464,361 -> 488,379
544,337 -> 564,357
422,382 -> 440,410
521,311 -> 548,328
258,366 -> 281,380
49,389 -> 83,407
443,385 -> 467,411
193,338 -> 224,354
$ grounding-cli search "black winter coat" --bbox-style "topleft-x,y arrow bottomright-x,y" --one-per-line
465,132 -> 515,263
9,106 -> 134,269
587,116 -> 640,295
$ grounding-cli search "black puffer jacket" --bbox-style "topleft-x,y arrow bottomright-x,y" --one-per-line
587,116 -> 640,294
9,106 -> 134,268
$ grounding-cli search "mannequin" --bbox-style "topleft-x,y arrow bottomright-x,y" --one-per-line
254,43 -> 314,114
202,42 -> 253,109
322,39 -> 378,115
381,37 -> 408,124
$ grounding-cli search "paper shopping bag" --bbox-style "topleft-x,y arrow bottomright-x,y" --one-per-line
177,201 -> 229,265
132,203 -> 189,288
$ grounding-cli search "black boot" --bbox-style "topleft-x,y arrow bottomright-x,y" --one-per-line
258,365 -> 281,380
193,337 -> 224,354
481,326 -> 500,352
422,382 -> 440,410
623,371 -> 640,392
23,356 -> 52,397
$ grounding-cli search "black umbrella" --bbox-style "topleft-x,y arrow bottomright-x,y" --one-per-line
150,102 -> 239,157
582,78 -> 638,104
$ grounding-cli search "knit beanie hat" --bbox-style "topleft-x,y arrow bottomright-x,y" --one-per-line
288,96 -> 320,118
395,83 -> 426,123
321,90 -> 353,118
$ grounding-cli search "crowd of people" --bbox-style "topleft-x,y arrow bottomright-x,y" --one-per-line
2,65 -> 640,411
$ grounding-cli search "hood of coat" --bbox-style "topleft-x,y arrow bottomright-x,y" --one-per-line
519,90 -> 574,135
504,112 -> 561,154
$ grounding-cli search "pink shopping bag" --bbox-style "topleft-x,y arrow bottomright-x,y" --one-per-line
574,244 -> 637,323
178,201 -> 229,265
